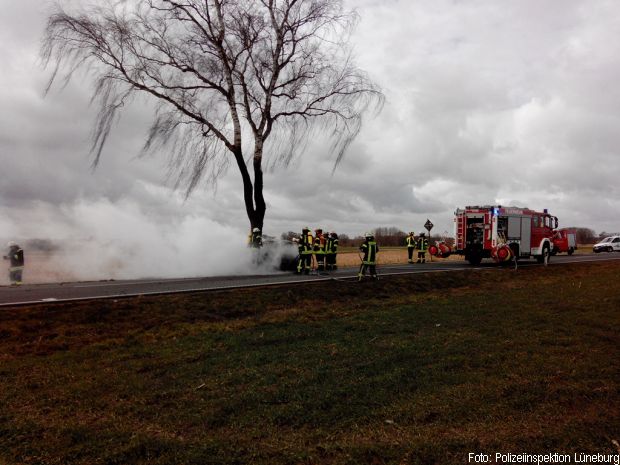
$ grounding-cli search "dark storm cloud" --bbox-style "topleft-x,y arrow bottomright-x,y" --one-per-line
2,0 -> 620,270
343,0 -> 620,232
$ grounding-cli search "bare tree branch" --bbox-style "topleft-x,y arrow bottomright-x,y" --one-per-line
42,0 -> 383,230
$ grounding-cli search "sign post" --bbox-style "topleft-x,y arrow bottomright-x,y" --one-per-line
424,219 -> 434,262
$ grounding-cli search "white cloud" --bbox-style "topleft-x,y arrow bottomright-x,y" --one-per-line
1,0 -> 620,281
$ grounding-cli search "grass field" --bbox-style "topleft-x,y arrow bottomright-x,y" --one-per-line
1,261 -> 619,464
335,245 -> 595,267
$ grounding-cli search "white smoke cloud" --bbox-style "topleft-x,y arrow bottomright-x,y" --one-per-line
0,195 -> 294,284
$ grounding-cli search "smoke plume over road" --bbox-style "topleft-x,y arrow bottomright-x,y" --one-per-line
0,197 -> 288,284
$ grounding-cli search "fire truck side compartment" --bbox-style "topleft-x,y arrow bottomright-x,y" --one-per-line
507,217 -> 521,239
520,217 -> 531,255
500,216 -> 530,256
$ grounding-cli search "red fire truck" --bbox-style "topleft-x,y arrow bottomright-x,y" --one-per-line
552,228 -> 577,255
454,205 -> 558,265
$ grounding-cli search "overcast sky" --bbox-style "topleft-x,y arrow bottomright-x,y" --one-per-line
1,0 -> 620,278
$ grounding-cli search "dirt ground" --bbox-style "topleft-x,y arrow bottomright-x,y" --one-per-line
335,248 -> 451,267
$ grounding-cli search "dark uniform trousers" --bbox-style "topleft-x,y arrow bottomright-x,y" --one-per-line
5,246 -> 24,284
326,237 -> 338,271
297,234 -> 313,274
417,238 -> 429,263
406,236 -> 416,263
358,241 -> 378,279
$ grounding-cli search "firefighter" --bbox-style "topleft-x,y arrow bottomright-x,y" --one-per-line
296,227 -> 313,274
416,232 -> 429,263
313,228 -> 326,271
3,242 -> 24,285
322,231 -> 330,270
358,232 -> 379,281
326,232 -> 339,271
405,231 -> 416,263
249,227 -> 263,248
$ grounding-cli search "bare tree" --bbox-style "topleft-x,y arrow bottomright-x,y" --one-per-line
42,0 -> 383,231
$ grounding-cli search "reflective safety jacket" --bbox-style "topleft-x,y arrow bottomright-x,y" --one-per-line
405,235 -> 416,247
250,231 -> 263,248
4,245 -> 24,271
417,237 -> 429,251
313,234 -> 325,254
360,240 -> 378,265
326,236 -> 339,254
300,232 -> 313,254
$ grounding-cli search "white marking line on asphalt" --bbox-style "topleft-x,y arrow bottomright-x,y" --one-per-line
70,276 -> 252,288
0,266 -> 489,307
0,276 -> 335,307
1,255 -> 619,307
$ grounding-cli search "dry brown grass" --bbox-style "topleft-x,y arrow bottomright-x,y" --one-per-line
337,249 -> 461,267
1,262 -> 620,464
337,244 -> 594,268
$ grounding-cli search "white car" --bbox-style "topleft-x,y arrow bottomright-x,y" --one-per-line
593,236 -> 620,253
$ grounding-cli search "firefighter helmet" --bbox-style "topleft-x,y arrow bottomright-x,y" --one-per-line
252,228 -> 260,233
365,232 -> 373,238
7,241 -> 16,248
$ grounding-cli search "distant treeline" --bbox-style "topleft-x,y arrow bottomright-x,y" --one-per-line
571,227 -> 614,244
281,227 -> 454,247
281,226 -> 613,247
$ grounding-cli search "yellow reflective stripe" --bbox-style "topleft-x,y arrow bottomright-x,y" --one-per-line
367,241 -> 377,263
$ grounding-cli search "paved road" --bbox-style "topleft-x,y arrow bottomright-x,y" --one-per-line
1,253 -> 619,307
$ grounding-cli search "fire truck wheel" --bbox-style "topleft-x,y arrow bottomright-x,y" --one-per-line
467,255 -> 482,266
536,245 -> 551,264
568,247 -> 574,256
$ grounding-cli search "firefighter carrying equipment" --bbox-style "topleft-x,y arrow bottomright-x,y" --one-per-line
249,228 -> 263,248
406,232 -> 416,263
358,236 -> 379,280
416,234 -> 429,263
325,232 -> 339,271
4,243 -> 24,285
296,227 -> 314,274
313,229 -> 326,271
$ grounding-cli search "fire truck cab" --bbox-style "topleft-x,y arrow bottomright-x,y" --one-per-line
454,205 -> 558,265
552,228 -> 577,255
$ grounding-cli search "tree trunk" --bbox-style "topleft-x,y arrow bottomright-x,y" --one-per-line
252,139 -> 266,231
232,146 -> 266,232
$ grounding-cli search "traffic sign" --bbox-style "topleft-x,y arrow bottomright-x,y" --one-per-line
424,219 -> 434,232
